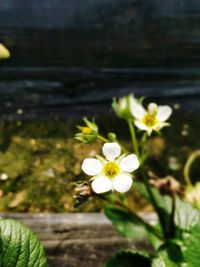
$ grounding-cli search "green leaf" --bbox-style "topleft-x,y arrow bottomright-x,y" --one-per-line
152,243 -> 183,267
147,224 -> 163,250
134,181 -> 172,235
104,250 -> 151,267
174,196 -> 200,231
104,206 -> 148,241
152,256 -> 166,267
0,219 -> 47,267
134,182 -> 172,216
181,221 -> 200,267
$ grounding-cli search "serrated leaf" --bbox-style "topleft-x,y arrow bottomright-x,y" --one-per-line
181,221 -> 200,267
104,206 -> 148,241
0,219 -> 47,267
147,224 -> 163,250
104,250 -> 151,267
174,196 -> 200,231
152,256 -> 166,267
152,243 -> 184,267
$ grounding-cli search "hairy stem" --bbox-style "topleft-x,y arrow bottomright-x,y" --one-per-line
127,119 -> 140,158
127,118 -> 167,239
97,134 -> 109,143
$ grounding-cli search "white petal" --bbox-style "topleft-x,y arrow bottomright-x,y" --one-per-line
147,103 -> 158,114
157,106 -> 172,122
154,122 -> 170,131
102,142 -> 121,161
91,176 -> 112,194
130,97 -> 146,119
147,128 -> 153,136
134,120 -> 149,131
120,154 -> 139,172
113,174 -> 133,193
82,158 -> 102,176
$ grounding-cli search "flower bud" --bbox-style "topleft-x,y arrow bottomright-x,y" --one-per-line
107,132 -> 117,142
73,182 -> 93,207
75,118 -> 98,144
112,95 -> 133,119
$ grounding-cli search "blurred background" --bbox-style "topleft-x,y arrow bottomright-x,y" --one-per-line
0,0 -> 200,213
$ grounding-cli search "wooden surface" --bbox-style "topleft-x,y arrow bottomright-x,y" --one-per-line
0,67 -> 200,120
0,213 -> 156,267
1,1 -> 200,119
1,0 -> 200,67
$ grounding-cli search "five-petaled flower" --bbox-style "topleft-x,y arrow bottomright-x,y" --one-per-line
82,142 -> 139,194
130,96 -> 172,135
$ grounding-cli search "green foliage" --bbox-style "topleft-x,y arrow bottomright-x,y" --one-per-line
105,195 -> 200,267
134,181 -> 172,237
152,243 -> 184,267
75,118 -> 98,144
181,221 -> 200,267
104,205 -> 148,241
104,250 -> 151,267
174,196 -> 200,231
74,93 -> 200,267
0,219 -> 47,267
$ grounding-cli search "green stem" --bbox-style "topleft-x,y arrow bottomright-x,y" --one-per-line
183,150 -> 200,187
169,193 -> 176,239
127,119 -> 140,158
97,135 -> 109,143
127,118 -> 167,239
97,194 -> 163,240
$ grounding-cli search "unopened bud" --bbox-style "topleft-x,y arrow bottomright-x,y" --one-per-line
107,132 -> 117,142
73,182 -> 93,207
75,118 -> 98,144
112,95 -> 132,119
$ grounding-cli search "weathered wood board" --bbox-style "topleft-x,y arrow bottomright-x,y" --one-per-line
0,67 -> 200,120
1,1 -> 200,119
0,213 -> 156,267
1,0 -> 200,67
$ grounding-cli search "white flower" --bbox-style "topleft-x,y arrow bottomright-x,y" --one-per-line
82,142 -> 139,194
130,97 -> 172,135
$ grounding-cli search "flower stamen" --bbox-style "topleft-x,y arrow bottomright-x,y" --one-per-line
80,127 -> 93,134
103,162 -> 120,178
142,114 -> 158,127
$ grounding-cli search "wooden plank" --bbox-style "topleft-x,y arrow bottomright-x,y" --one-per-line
0,67 -> 200,120
0,213 -> 155,267
1,0 -> 200,67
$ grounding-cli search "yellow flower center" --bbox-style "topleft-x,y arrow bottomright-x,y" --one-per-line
103,162 -> 120,178
142,114 -> 157,127
81,127 -> 93,134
